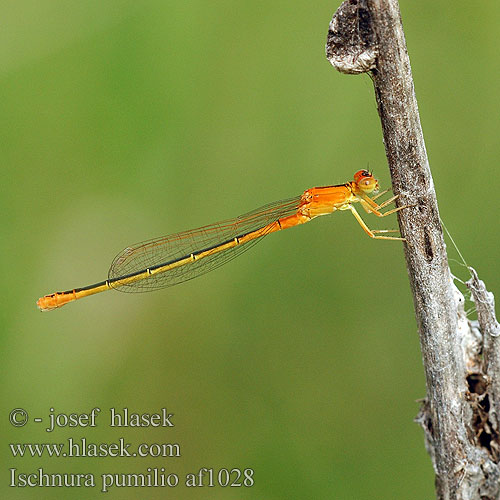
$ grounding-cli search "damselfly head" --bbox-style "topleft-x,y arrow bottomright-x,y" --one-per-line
354,170 -> 379,194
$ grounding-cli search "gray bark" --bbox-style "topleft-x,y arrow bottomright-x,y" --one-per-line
326,1 -> 500,498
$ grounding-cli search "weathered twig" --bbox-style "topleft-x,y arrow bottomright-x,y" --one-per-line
326,1 -> 500,498
466,268 -> 500,462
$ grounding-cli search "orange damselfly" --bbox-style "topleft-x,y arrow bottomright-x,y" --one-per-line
37,170 -> 404,311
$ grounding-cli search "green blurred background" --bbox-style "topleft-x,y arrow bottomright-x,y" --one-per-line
1,1 -> 498,498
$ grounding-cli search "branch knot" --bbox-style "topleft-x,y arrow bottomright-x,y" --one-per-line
326,0 -> 377,74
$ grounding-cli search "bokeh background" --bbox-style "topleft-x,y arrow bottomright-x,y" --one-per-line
1,1 -> 498,498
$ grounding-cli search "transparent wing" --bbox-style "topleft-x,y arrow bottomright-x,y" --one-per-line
108,196 -> 301,292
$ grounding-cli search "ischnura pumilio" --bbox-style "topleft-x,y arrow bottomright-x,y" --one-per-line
37,170 -> 405,311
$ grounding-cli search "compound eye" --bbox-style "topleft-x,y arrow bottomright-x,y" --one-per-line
354,169 -> 372,183
353,170 -> 379,193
